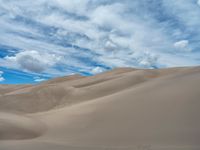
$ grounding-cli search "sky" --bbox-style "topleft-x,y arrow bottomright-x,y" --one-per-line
0,0 -> 200,84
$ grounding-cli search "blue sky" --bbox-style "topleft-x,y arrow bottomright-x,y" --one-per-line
0,0 -> 200,84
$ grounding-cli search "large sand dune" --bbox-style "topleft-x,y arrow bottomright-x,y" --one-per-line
0,67 -> 200,150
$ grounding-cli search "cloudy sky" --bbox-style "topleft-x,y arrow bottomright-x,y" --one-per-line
0,0 -> 200,83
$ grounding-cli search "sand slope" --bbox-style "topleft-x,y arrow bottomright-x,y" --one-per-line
0,67 -> 200,150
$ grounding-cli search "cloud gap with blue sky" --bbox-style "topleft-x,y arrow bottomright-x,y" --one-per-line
0,0 -> 200,83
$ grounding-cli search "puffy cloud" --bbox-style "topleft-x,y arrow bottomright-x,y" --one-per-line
4,51 -> 61,73
137,51 -> 159,68
0,71 -> 5,82
0,77 -> 4,82
174,40 -> 191,52
91,66 -> 105,74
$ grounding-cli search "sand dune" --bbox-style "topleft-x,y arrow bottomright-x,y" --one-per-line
0,112 -> 45,140
0,67 -> 200,150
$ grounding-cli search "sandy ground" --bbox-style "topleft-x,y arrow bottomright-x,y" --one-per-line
0,67 -> 200,150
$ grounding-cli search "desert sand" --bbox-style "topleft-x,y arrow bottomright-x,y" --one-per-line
0,67 -> 200,150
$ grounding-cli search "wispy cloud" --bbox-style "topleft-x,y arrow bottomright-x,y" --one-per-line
0,0 -> 200,81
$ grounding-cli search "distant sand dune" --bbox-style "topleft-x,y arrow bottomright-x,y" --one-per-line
0,67 -> 200,150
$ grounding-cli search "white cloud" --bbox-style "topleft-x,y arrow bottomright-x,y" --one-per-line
91,67 -> 105,74
174,40 -> 191,52
104,40 -> 118,51
50,0 -> 90,15
0,71 -> 5,82
89,3 -> 125,29
4,50 -> 61,73
137,51 -> 158,68
0,77 -> 5,82
34,77 -> 46,82
197,0 -> 200,6
174,40 -> 188,48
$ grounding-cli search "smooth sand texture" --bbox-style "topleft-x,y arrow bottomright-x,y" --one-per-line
0,67 -> 200,150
